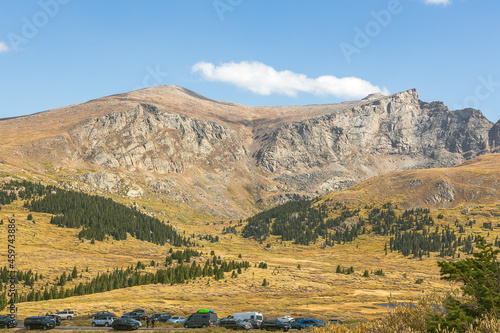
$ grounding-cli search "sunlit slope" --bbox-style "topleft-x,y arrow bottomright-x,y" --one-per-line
319,153 -> 500,208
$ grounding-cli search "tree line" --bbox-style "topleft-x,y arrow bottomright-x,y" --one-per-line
18,182 -> 191,246
241,199 -> 363,245
15,258 -> 250,303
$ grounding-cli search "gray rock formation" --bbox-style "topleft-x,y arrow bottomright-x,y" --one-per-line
1,86 -> 498,218
490,120 -> 500,153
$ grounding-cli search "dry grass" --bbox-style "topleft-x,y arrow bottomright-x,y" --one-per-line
3,197 -> 496,323
0,155 -> 499,323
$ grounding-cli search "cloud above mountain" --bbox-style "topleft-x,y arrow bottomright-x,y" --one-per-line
0,42 -> 10,53
192,61 -> 389,99
423,0 -> 451,5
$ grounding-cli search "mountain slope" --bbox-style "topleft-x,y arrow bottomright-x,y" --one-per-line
0,86 -> 498,218
319,153 -> 500,208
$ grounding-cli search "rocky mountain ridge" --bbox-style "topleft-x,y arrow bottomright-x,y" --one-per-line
0,86 -> 498,218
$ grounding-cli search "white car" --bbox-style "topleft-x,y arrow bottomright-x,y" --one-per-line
92,316 -> 114,327
168,316 -> 187,324
53,310 -> 75,320
277,316 -> 293,323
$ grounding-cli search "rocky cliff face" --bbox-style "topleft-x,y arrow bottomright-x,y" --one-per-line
490,120 -> 500,153
252,89 -> 494,193
0,86 -> 497,218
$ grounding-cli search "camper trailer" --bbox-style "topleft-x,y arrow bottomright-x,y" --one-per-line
228,312 -> 263,326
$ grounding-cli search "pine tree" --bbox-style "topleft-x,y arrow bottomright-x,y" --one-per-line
59,272 -> 67,286
0,292 -> 6,311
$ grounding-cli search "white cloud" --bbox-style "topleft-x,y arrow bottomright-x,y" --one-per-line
192,61 -> 389,100
423,0 -> 451,6
0,41 -> 10,53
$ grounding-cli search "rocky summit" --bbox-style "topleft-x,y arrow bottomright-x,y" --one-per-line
0,86 -> 498,218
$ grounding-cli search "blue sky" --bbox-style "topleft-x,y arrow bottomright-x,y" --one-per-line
0,0 -> 499,122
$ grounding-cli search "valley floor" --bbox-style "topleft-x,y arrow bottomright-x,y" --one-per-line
3,198 -> 484,323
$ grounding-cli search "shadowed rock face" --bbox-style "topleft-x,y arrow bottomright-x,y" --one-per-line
0,86 -> 497,218
490,120 -> 500,153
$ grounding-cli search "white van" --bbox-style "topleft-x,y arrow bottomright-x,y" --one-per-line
228,312 -> 263,325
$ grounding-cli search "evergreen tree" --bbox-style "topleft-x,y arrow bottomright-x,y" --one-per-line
429,237 -> 500,331
0,292 -> 7,311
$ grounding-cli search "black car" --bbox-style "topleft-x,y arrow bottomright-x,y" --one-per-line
149,313 -> 172,322
329,319 -> 343,325
46,315 -> 62,326
133,309 -> 148,317
219,318 -> 252,330
244,318 -> 262,329
122,311 -> 146,321
90,311 -> 115,319
184,312 -> 219,328
24,316 -> 56,330
112,318 -> 141,330
261,319 -> 291,331
0,315 -> 17,328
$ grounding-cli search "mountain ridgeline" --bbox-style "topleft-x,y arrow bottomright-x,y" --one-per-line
0,86 -> 498,218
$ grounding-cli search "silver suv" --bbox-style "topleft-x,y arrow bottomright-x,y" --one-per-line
92,316 -> 114,327
53,310 -> 75,320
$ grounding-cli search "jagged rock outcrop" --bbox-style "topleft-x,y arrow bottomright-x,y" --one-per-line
69,103 -> 245,173
490,120 -> 500,153
253,89 -> 494,192
425,180 -> 455,204
0,86 -> 498,218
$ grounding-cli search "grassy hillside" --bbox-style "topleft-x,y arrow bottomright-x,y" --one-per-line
0,154 -> 499,324
319,153 -> 500,209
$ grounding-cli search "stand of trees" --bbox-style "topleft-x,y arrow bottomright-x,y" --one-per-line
0,266 -> 43,287
18,182 -> 191,246
242,199 -> 362,245
16,258 -> 250,303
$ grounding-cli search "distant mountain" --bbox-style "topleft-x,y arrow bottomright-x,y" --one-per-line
0,86 -> 498,218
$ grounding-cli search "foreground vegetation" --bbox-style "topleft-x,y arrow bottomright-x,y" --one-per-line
310,238 -> 500,332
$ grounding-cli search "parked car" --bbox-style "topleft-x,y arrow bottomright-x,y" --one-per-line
328,319 -> 343,325
24,316 -> 57,330
149,313 -> 172,322
122,311 -> 146,321
296,319 -> 326,330
184,311 -> 218,328
288,318 -> 305,329
133,309 -> 148,317
52,310 -> 75,320
277,316 -> 293,323
261,319 -> 291,331
219,318 -> 252,330
89,311 -> 115,319
0,315 -> 17,328
111,318 -> 141,330
244,318 -> 262,329
168,316 -> 186,324
46,315 -> 62,326
92,316 -> 114,327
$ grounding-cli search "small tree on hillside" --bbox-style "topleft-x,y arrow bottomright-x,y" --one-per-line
428,237 -> 500,331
